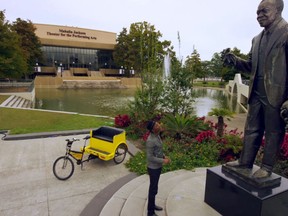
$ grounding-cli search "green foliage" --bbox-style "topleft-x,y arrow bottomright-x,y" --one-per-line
273,160 -> 288,178
11,18 -> 43,77
208,108 -> 234,137
218,133 -> 243,162
200,60 -> 213,81
124,115 -> 246,176
160,61 -> 195,116
210,52 -> 227,81
0,11 -> 27,79
0,11 -> 43,79
184,48 -> 202,82
162,114 -> 210,139
208,108 -> 234,119
125,136 -> 221,175
113,21 -> 174,73
125,151 -> 147,175
128,72 -> 163,122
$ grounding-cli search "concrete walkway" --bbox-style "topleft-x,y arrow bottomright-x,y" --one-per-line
0,133 -> 132,216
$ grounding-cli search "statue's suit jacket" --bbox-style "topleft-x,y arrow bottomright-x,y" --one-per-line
235,18 -> 288,108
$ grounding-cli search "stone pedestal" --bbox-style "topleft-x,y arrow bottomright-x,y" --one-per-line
204,165 -> 288,216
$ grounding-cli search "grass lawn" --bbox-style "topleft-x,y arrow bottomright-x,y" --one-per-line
193,81 -> 226,88
0,95 -> 9,103
0,107 -> 114,134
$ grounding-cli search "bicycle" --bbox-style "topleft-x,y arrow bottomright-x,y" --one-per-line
53,135 -> 92,180
53,126 -> 128,180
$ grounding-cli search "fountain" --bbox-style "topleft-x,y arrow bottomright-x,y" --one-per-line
163,52 -> 171,79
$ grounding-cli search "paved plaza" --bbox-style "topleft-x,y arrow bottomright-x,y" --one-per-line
0,133 -> 131,216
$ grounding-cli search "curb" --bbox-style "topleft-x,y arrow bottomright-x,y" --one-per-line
1,129 -> 142,157
2,129 -> 90,140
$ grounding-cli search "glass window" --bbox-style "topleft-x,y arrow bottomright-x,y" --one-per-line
40,45 -> 113,70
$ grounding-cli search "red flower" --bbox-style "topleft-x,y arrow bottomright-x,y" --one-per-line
195,130 -> 216,143
114,114 -> 131,128
281,133 -> 288,159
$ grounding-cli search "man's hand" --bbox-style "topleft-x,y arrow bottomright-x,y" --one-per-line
222,48 -> 237,67
163,156 -> 171,164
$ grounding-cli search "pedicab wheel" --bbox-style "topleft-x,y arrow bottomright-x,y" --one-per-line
53,156 -> 74,180
113,144 -> 127,164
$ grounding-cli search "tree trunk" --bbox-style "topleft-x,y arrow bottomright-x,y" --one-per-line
217,116 -> 224,137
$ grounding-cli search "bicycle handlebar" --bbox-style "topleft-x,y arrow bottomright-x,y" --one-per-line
65,138 -> 80,142
65,135 -> 90,143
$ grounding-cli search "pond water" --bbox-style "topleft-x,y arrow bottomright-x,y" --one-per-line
34,88 -> 245,117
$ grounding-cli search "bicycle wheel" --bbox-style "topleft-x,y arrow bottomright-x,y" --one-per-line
113,144 -> 127,164
53,156 -> 74,180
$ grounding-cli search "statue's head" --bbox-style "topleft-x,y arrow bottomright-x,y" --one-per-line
257,0 -> 284,28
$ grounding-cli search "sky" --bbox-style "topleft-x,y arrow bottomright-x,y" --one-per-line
2,0 -> 288,61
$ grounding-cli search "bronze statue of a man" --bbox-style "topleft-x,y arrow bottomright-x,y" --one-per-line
223,0 -> 288,178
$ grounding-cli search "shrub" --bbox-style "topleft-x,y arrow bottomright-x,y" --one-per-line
114,114 -> 131,128
162,114 -> 211,139
125,151 -> 147,175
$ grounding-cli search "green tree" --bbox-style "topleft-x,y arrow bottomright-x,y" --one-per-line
208,108 -> 234,137
210,52 -> 228,81
184,48 -> 202,83
113,21 -> 173,75
11,18 -> 43,78
200,60 -> 213,82
0,11 -> 27,79
127,22 -> 166,123
160,57 -> 195,117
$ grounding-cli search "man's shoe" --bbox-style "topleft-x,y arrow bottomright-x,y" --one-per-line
252,168 -> 271,179
154,205 -> 163,211
148,213 -> 158,216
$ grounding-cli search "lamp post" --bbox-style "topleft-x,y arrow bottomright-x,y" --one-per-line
130,67 -> 134,77
54,60 -> 57,76
35,63 -> 38,72
60,63 -> 63,77
72,61 -> 75,76
104,63 -> 107,75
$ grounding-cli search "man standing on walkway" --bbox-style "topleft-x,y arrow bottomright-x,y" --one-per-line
146,120 -> 170,216
223,0 -> 288,178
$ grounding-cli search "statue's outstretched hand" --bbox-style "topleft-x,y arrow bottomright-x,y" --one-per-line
222,48 -> 237,67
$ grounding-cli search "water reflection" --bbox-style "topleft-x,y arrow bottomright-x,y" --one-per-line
35,88 -> 245,117
35,88 -> 135,117
193,88 -> 245,116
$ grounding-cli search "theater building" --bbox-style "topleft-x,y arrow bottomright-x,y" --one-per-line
34,23 -> 117,76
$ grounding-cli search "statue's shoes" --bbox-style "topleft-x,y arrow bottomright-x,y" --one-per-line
225,160 -> 251,169
252,168 -> 272,179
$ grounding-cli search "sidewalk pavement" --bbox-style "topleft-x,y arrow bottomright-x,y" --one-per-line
0,132 -> 133,216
